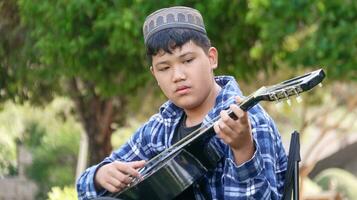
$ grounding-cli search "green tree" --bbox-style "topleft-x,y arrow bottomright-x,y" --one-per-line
0,98 -> 81,198
1,0 -> 54,106
2,0 -> 357,168
315,168 -> 357,199
2,0 -> 259,166
15,0 -> 156,165
47,186 -> 76,200
245,0 -> 357,80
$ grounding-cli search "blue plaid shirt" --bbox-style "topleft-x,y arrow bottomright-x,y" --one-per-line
77,76 -> 287,200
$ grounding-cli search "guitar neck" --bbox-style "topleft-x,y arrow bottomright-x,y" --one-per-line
143,98 -> 251,168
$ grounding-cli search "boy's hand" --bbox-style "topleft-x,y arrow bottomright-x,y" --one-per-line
213,96 -> 255,165
94,160 -> 145,193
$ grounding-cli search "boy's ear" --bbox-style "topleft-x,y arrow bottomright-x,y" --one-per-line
150,66 -> 160,86
150,66 -> 156,76
208,47 -> 218,69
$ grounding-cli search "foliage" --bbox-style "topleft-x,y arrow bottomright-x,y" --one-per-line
246,0 -> 357,80
0,102 -> 22,176
8,0 -> 357,111
17,0 -> 152,98
47,186 -> 77,200
0,0 -> 56,105
303,177 -> 322,195
0,98 -> 81,198
314,168 -> 357,199
12,0 -> 165,164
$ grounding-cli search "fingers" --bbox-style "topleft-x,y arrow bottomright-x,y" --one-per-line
230,104 -> 249,124
213,97 -> 251,143
128,160 -> 146,169
96,168 -> 129,193
215,110 -> 239,140
106,160 -> 145,192
105,183 -> 121,193
214,120 -> 234,144
220,109 -> 239,131
219,104 -> 245,129
235,96 -> 244,103
105,177 -> 127,193
108,168 -> 133,185
95,160 -> 146,193
113,160 -> 145,178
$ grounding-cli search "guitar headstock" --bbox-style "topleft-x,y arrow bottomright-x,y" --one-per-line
239,69 -> 326,111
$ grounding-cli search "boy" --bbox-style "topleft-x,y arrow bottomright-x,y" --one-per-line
77,6 -> 287,200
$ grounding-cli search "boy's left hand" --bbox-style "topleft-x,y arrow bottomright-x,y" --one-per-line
213,96 -> 255,165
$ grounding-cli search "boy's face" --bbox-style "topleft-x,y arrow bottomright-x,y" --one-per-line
150,41 -> 218,110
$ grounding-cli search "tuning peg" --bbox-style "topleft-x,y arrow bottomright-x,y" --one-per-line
282,91 -> 291,106
293,88 -> 302,103
296,96 -> 303,103
318,83 -> 323,87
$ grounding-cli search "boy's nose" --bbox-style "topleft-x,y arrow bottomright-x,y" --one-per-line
172,66 -> 186,82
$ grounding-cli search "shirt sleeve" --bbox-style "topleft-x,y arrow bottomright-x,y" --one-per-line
211,105 -> 287,199
76,119 -> 157,200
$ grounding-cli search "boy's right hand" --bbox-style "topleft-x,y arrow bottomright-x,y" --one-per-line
94,160 -> 146,193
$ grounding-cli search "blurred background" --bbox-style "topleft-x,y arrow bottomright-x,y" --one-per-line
1,0 -> 357,199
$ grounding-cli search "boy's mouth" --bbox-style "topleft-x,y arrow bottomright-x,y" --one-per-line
175,85 -> 191,94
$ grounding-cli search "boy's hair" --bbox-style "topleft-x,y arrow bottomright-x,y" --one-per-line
145,28 -> 211,63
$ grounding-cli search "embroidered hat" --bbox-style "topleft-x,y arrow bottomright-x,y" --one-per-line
143,6 -> 207,44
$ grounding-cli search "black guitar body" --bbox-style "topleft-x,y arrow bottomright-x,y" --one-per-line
116,149 -> 205,199
108,128 -> 221,200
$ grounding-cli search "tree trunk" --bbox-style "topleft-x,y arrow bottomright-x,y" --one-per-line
83,97 -> 113,165
69,78 -> 126,166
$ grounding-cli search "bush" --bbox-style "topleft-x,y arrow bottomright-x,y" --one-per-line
314,168 -> 357,199
47,186 -> 77,200
0,98 -> 81,199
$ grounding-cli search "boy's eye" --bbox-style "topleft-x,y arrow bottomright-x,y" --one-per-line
183,58 -> 194,64
158,66 -> 169,71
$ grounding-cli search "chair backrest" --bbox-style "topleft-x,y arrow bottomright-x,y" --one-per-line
282,131 -> 301,200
